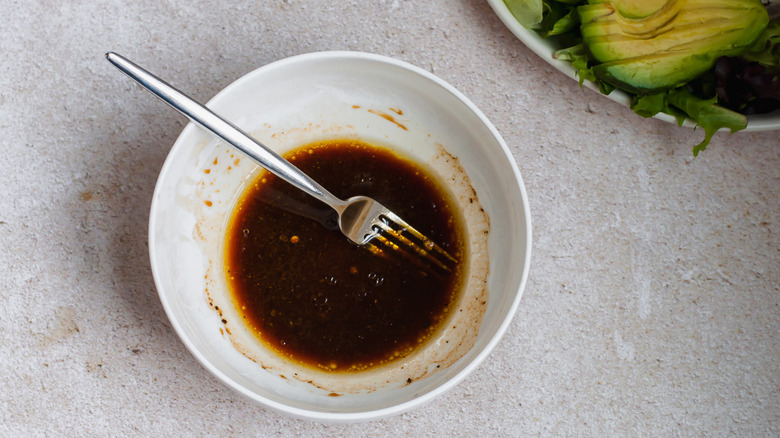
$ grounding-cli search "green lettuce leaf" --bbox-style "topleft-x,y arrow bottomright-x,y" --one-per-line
548,7 -> 579,36
631,92 -> 687,124
633,89 -> 748,156
538,0 -> 579,35
554,44 -> 615,93
504,0 -> 544,29
741,21 -> 780,68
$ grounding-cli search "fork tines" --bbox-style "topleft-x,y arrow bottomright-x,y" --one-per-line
365,211 -> 457,272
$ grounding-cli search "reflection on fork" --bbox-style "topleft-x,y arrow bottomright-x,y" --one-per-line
364,210 -> 457,273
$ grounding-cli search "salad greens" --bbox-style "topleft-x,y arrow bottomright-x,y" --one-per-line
503,0 -> 543,29
505,0 -> 780,156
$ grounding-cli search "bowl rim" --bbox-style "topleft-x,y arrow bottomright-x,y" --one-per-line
147,50 -> 532,421
486,0 -> 780,132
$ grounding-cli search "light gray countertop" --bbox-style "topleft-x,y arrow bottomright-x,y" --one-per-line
1,0 -> 778,435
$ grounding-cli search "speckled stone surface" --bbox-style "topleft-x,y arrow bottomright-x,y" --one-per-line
1,0 -> 778,435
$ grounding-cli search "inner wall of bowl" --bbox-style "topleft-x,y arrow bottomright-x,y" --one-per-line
150,52 -> 528,417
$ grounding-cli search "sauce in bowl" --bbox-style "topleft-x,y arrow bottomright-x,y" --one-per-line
224,139 -> 467,372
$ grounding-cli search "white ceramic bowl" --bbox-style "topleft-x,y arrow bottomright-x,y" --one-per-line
148,51 -> 531,421
487,0 -> 780,132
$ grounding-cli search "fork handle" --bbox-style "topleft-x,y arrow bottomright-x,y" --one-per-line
106,52 -> 347,212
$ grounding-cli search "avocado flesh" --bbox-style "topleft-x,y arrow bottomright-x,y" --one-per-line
580,0 -> 685,37
592,47 -> 729,94
585,18 -> 757,60
613,0 -> 669,19
582,6 -> 747,40
580,0 -> 770,93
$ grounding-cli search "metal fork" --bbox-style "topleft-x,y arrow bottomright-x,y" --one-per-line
106,52 -> 456,271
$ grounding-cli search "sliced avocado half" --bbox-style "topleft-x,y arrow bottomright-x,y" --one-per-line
580,0 -> 770,93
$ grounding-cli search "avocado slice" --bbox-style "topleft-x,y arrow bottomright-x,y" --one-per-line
580,0 -> 770,93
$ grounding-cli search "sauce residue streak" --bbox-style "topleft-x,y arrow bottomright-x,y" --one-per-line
224,139 -> 466,372
367,109 -> 408,131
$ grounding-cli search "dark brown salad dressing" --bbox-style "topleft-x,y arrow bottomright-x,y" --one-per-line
224,139 -> 466,372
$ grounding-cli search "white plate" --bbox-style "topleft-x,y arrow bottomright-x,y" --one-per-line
148,51 -> 532,421
487,0 -> 780,132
